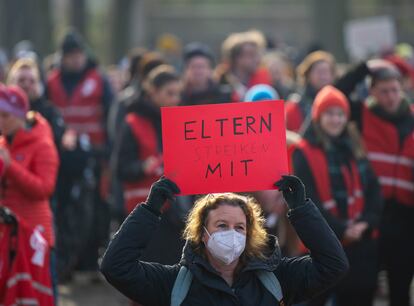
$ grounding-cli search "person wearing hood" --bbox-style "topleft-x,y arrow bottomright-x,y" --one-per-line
100,174 -> 348,306
0,85 -> 59,300
7,57 -> 65,148
291,85 -> 383,306
181,42 -> 232,106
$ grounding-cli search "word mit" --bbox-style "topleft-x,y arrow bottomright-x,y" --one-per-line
205,159 -> 254,178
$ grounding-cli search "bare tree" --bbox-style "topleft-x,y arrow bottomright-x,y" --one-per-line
312,0 -> 348,61
110,0 -> 134,62
70,0 -> 87,37
0,0 -> 53,58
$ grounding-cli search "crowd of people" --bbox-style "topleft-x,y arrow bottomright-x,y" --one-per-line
0,27 -> 413,306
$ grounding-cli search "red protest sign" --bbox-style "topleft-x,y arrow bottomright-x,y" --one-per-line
161,101 -> 288,195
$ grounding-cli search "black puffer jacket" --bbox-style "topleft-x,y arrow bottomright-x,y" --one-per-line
30,96 -> 65,149
100,200 -> 349,306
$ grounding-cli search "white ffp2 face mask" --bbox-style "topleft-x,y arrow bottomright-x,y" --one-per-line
204,227 -> 246,265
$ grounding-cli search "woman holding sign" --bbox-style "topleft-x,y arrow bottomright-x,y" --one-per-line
291,85 -> 383,306
100,175 -> 349,306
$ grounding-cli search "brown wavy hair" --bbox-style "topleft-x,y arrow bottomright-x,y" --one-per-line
183,193 -> 268,259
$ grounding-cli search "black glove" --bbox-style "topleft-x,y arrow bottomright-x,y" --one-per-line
145,177 -> 180,213
274,175 -> 306,209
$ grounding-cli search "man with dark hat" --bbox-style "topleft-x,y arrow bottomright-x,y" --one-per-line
46,29 -> 114,282
181,42 -> 232,106
48,29 -> 113,148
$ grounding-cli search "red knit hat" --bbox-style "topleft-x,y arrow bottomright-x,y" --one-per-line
311,85 -> 350,121
0,85 -> 29,119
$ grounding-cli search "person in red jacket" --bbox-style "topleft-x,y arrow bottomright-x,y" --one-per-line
292,86 -> 383,306
47,29 -> 114,280
113,65 -> 187,271
0,85 -> 59,302
0,85 -> 58,245
47,30 -> 113,149
0,209 -> 54,306
347,66 -> 414,306
114,65 -> 181,214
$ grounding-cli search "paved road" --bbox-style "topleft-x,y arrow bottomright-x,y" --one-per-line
58,282 -> 391,306
58,274 -> 129,306
58,273 -> 400,306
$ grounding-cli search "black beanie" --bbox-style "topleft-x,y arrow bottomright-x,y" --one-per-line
61,30 -> 85,55
183,42 -> 215,66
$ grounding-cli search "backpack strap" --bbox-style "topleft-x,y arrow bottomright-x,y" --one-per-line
171,266 -> 193,306
255,270 -> 284,303
170,267 -> 283,306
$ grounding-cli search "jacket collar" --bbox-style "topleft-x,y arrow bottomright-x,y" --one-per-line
180,234 -> 281,273
3,112 -> 52,148
177,235 -> 281,295
366,95 -> 413,124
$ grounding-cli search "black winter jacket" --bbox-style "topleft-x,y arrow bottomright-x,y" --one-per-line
100,200 -> 349,306
30,96 -> 65,149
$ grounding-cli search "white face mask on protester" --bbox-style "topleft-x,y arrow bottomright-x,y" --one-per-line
204,227 -> 246,265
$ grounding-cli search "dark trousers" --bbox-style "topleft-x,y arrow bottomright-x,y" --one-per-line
76,188 -> 110,271
308,288 -> 376,306
56,154 -> 110,278
380,202 -> 414,306
308,237 -> 379,306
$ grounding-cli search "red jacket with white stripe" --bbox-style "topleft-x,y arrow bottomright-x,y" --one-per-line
362,105 -> 414,207
47,68 -> 106,147
294,139 -> 365,224
122,114 -> 160,213
0,216 -> 54,306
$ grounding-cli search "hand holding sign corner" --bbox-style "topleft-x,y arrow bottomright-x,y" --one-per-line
161,100 -> 288,195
